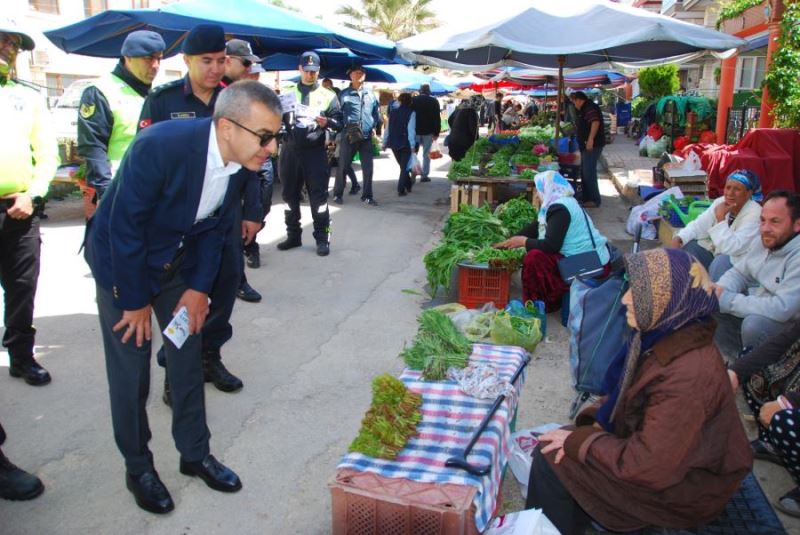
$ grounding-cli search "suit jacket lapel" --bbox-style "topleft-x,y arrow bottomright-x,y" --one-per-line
185,118 -> 212,229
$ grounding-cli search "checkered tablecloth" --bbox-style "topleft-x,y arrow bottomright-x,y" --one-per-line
338,343 -> 529,532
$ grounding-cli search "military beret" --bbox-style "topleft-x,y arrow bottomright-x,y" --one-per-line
121,30 -> 165,57
182,24 -> 226,55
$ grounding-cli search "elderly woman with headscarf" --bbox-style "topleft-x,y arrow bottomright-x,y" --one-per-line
671,169 -> 762,281
525,249 -> 753,534
494,171 -> 610,312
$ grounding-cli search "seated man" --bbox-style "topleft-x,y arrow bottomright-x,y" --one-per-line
671,169 -> 762,281
713,190 -> 800,359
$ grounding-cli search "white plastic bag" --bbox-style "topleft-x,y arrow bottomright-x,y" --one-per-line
508,424 -> 561,496
638,135 -> 655,156
407,153 -> 423,175
485,508 -> 560,535
626,186 -> 683,240
682,150 -> 702,171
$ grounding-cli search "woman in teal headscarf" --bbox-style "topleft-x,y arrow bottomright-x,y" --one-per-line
494,171 -> 609,311
525,248 -> 752,534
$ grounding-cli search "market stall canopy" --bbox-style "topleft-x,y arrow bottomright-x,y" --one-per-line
401,79 -> 457,95
476,68 -> 631,88
286,64 -> 436,85
44,0 -> 397,60
396,0 -> 746,70
261,47 -> 405,72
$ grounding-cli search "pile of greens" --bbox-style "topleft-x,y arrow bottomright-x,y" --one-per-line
348,374 -> 423,459
424,205 -> 509,296
495,197 -> 538,235
401,310 -> 473,380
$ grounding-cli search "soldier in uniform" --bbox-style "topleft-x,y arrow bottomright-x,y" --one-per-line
0,19 -> 58,501
139,24 -> 262,403
277,51 -> 342,257
77,30 -> 165,201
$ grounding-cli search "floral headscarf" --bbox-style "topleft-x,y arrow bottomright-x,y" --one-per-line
534,171 -> 574,226
599,248 -> 720,425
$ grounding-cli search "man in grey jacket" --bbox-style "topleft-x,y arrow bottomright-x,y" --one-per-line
713,190 -> 800,358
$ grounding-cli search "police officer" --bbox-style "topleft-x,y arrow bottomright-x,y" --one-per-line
139,24 -> 262,402
0,23 -> 59,387
223,38 -> 262,303
0,19 -> 56,502
77,30 -> 165,201
277,51 -> 342,257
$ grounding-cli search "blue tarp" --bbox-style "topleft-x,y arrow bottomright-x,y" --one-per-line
44,0 -> 397,60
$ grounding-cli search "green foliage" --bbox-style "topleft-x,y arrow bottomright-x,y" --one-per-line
638,65 -> 679,99
631,96 -> 651,118
763,2 -> 800,128
716,0 -> 763,29
336,0 -> 439,40
400,310 -> 473,380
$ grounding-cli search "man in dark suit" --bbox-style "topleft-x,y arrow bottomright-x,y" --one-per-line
84,81 -> 282,514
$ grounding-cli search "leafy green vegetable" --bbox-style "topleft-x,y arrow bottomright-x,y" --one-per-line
495,197 -> 538,235
348,374 -> 423,459
519,169 -> 536,180
401,310 -> 473,380
423,241 -> 469,296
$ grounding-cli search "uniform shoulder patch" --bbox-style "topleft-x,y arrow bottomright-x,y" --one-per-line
80,103 -> 96,119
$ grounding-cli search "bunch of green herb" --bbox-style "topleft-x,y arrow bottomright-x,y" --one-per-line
401,310 -> 473,381
423,241 -> 470,296
348,374 -> 423,459
510,152 -> 540,166
468,246 -> 526,270
442,204 -> 508,245
495,197 -> 538,235
519,169 -> 536,180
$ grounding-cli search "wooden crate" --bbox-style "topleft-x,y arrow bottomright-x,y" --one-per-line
664,168 -> 707,196
450,184 -> 488,212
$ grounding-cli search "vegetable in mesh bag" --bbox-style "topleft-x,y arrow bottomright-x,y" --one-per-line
490,311 -> 542,353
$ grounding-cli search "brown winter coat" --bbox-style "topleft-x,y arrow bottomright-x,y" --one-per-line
551,321 -> 753,532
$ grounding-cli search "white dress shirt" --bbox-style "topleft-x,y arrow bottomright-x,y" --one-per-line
195,123 -> 242,222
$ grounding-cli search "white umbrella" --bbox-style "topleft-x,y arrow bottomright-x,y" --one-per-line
397,0 -> 745,139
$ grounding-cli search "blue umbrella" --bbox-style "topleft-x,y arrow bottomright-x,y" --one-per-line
286,64 -> 437,85
44,0 -> 396,60
401,79 -> 457,96
261,48 -> 406,72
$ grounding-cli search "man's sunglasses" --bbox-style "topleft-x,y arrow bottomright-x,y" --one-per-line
235,57 -> 252,68
226,117 -> 282,147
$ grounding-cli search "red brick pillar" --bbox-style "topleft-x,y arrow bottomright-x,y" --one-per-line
759,22 -> 781,127
715,55 -> 737,144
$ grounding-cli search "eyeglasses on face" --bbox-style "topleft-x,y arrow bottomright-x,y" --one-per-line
234,57 -> 252,68
226,117 -> 281,147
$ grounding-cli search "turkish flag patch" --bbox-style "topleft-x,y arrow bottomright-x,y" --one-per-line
139,118 -> 152,129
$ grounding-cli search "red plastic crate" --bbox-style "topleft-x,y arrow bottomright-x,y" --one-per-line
457,264 -> 512,309
330,469 -> 482,535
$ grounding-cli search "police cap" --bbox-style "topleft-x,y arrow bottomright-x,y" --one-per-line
182,24 -> 226,55
121,30 -> 166,58
299,51 -> 320,72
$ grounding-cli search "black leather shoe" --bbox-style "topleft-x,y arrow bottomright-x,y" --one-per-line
276,236 -> 302,251
9,359 -> 51,386
775,487 -> 800,518
349,184 -> 362,195
126,470 -> 174,514
333,195 -> 343,205
316,242 -> 330,257
421,176 -> 431,182
236,282 -> 262,303
245,249 -> 260,269
751,438 -> 783,465
203,355 -> 243,392
180,454 -> 242,493
162,375 -> 172,407
365,198 -> 379,206
0,450 -> 44,501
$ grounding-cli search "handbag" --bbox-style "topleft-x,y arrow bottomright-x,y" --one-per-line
557,209 -> 605,283
345,122 -> 365,144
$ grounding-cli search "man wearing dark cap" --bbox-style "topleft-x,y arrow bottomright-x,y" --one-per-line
332,65 -> 381,205
78,30 -> 165,201
277,50 -> 342,257
139,24 -> 262,404
0,19 -> 57,501
411,83 -> 441,183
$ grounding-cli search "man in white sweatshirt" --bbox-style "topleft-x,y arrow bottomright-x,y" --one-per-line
713,190 -> 800,358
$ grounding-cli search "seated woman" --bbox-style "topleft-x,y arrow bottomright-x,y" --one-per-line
494,171 -> 609,312
728,319 -> 800,517
671,169 -> 762,281
501,103 -> 519,129
526,248 -> 752,534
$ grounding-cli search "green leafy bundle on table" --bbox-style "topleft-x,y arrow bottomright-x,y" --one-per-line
519,125 -> 555,144
425,205 -> 510,295
401,310 -> 473,380
519,169 -> 536,180
495,196 -> 538,235
348,374 -> 423,459
510,152 -> 540,166
468,246 -> 526,270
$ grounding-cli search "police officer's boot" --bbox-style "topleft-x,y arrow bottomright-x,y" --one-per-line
0,448 -> 44,501
8,354 -> 51,386
202,349 -> 243,393
277,209 -> 302,251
